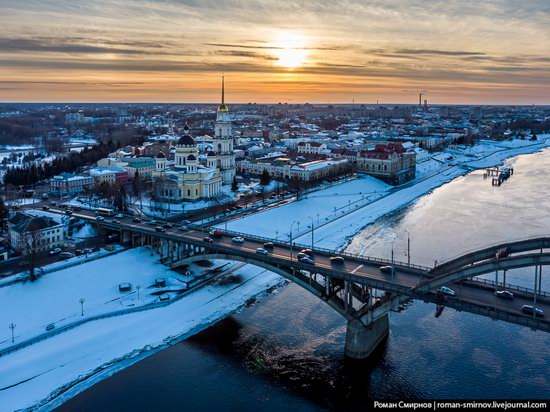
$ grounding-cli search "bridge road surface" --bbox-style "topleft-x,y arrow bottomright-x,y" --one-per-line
40,207 -> 550,330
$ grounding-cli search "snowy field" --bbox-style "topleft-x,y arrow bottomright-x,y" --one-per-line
0,248 -> 203,349
221,174 -> 390,240
0,256 -> 284,411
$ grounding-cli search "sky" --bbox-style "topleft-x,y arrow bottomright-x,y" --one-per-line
0,0 -> 549,104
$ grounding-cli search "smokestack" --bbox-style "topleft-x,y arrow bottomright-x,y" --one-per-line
424,99 -> 428,109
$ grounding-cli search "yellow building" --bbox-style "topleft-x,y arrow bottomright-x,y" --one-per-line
152,127 -> 223,201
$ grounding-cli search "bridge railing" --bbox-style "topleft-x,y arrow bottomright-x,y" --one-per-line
433,235 -> 550,269
469,277 -> 550,298
188,224 -> 432,272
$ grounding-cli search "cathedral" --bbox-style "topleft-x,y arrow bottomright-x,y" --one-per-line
152,76 -> 236,202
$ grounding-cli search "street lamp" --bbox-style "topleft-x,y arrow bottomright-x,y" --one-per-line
404,229 -> 411,266
308,216 -> 314,249
9,323 -> 16,343
289,221 -> 297,261
391,238 -> 396,278
79,297 -> 85,316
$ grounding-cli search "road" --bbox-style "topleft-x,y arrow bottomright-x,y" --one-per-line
39,206 -> 550,330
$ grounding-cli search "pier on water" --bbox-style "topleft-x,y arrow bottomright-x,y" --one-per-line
483,166 -> 514,186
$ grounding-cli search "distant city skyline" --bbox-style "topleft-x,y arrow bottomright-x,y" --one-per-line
1,0 -> 549,104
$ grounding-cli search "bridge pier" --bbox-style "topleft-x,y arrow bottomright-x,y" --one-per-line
344,314 -> 389,359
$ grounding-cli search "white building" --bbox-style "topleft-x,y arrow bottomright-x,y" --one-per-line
8,212 -> 65,253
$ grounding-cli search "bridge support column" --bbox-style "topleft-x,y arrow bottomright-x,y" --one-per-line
344,314 -> 389,360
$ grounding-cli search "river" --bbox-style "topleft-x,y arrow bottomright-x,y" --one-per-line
57,149 -> 550,411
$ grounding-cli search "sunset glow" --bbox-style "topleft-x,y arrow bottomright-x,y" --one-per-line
0,1 -> 548,103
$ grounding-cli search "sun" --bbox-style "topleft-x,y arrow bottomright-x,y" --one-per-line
272,31 -> 309,69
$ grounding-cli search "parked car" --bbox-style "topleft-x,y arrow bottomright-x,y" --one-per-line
59,252 -> 74,259
82,248 -> 93,254
65,210 -> 73,215
256,248 -> 269,255
133,217 -> 141,223
42,206 -> 50,211
115,213 -> 124,219
495,290 -> 514,300
232,236 -> 245,243
155,226 -> 166,233
49,247 -> 62,255
263,242 -> 274,249
521,305 -> 544,317
330,256 -> 345,264
50,201 -> 57,206
299,256 -> 314,265
438,286 -> 456,296
46,323 -> 55,331
379,265 -> 394,274
203,237 -> 214,243
41,193 -> 49,200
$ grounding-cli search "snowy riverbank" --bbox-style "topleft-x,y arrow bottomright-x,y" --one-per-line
0,251 -> 284,411
222,136 -> 550,251
0,136 -> 548,411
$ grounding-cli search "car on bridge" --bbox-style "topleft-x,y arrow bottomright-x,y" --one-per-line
155,226 -> 166,233
112,219 -> 120,224
178,225 -> 188,232
300,249 -> 314,257
438,286 -> 455,297
163,223 -> 173,229
256,248 -> 269,255
521,305 -> 544,317
133,217 -> 141,223
330,256 -> 345,264
232,236 -> 245,244
209,230 -> 224,238
96,216 -> 105,222
379,265 -> 394,274
115,213 -> 124,219
296,252 -> 309,260
203,237 -> 214,243
299,256 -> 315,265
496,290 -> 514,300
147,220 -> 157,226
263,242 -> 274,249
495,247 -> 509,259
42,206 -> 50,211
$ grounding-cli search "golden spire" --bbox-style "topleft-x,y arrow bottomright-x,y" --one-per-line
218,73 -> 229,112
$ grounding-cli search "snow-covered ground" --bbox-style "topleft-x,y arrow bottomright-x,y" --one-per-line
1,136 -> 549,410
221,174 -> 390,240
221,136 -> 550,251
0,250 -> 284,411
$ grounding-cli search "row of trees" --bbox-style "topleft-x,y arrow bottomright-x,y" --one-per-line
3,140 -> 118,187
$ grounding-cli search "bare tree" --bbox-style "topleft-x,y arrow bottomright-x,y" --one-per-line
22,229 -> 40,281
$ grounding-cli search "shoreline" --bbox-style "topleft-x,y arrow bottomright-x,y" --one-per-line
2,138 -> 549,411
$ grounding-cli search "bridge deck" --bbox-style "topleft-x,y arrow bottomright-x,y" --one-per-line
43,208 -> 550,332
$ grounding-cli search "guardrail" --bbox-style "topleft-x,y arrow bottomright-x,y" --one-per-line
186,224 -> 432,272
469,277 -> 550,298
